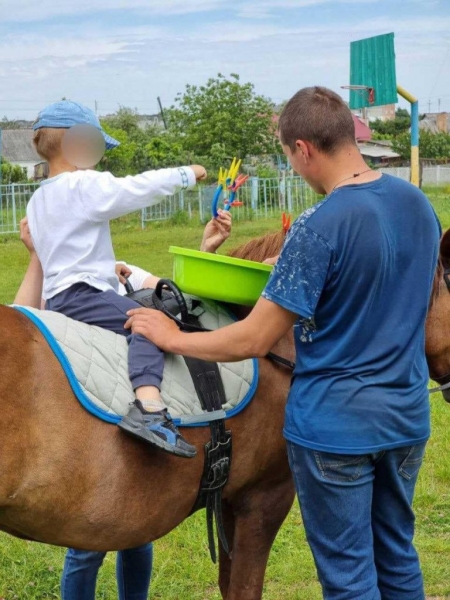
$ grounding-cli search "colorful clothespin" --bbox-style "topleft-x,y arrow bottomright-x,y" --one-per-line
282,212 -> 291,233
212,157 -> 248,217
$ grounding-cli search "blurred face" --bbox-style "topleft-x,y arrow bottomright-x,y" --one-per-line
61,124 -> 105,169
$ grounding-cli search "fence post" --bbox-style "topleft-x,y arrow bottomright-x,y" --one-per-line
251,177 -> 258,210
198,187 -> 203,222
11,183 -> 17,232
279,171 -> 286,211
179,190 -> 185,211
287,176 -> 293,212
263,179 -> 268,218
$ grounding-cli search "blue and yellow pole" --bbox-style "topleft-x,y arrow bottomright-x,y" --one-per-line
396,85 -> 419,187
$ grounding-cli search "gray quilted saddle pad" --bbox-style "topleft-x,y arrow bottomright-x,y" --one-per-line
14,304 -> 258,427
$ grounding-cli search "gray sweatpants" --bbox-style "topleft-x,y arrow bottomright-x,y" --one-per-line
46,282 -> 164,390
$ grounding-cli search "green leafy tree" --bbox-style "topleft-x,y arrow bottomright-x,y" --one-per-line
97,124 -> 137,176
392,130 -> 450,159
371,108 -> 411,137
168,73 -> 277,159
0,160 -> 29,183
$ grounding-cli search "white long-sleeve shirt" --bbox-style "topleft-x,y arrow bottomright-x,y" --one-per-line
27,167 -> 195,300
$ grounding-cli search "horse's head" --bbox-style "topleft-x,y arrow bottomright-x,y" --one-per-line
426,229 -> 450,399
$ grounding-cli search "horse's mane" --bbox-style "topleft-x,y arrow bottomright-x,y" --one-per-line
430,257 -> 444,309
228,230 -> 286,263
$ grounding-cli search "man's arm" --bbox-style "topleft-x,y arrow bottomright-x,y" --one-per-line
125,296 -> 297,362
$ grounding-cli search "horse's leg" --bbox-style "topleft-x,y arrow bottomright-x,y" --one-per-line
218,501 -> 235,599
226,479 -> 295,600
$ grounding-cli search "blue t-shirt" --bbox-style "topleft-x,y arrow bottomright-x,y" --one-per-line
263,174 -> 440,454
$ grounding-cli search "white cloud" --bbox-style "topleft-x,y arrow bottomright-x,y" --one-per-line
2,0 -> 227,22
1,2 -> 450,118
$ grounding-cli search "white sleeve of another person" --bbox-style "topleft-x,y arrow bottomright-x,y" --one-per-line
116,261 -> 153,296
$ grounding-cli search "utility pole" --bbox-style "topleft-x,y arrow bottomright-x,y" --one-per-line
157,97 -> 167,130
428,99 -> 431,113
95,100 -> 98,116
438,98 -> 441,112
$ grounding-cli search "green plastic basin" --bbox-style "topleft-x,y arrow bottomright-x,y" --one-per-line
169,246 -> 273,306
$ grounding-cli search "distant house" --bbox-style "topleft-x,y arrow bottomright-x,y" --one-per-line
357,139 -> 400,166
1,129 -> 42,179
419,112 -> 450,134
352,104 -> 396,122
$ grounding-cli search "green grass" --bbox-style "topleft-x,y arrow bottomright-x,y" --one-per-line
0,190 -> 449,598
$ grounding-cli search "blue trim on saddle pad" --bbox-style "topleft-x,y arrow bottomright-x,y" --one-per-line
14,306 -> 259,427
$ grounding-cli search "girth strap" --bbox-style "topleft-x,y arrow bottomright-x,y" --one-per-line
183,354 -> 232,563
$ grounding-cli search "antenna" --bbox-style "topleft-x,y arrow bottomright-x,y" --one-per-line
157,96 -> 167,130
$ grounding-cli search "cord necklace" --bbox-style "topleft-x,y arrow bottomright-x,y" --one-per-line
331,168 -> 372,193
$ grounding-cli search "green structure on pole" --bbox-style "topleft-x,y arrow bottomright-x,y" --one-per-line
348,32 -> 420,187
349,33 -> 397,109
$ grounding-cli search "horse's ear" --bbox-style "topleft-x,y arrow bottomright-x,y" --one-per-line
440,229 -> 450,267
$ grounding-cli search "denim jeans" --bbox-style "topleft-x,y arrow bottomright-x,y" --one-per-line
61,544 -> 153,600
287,442 -> 426,600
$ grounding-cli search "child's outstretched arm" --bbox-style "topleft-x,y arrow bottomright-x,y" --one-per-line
80,165 -> 206,222
14,218 -> 44,309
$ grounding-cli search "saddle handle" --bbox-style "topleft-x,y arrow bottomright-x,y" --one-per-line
124,278 -> 134,295
152,279 -> 190,324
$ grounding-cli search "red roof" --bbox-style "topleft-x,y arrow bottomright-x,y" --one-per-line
352,114 -> 372,141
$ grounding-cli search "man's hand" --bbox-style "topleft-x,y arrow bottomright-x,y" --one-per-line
125,308 -> 181,351
190,165 -> 207,182
19,217 -> 36,254
200,210 -> 232,253
116,263 -> 132,285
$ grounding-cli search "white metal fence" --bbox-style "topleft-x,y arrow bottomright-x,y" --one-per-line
1,167 -> 449,235
0,183 -> 39,234
380,165 -> 450,185
141,176 -> 321,225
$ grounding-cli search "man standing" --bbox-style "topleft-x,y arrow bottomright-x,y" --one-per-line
126,87 -> 440,600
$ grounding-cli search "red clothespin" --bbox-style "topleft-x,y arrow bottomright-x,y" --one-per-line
282,212 -> 291,233
228,173 -> 249,192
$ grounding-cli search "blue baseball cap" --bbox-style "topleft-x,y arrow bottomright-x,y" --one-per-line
33,101 -> 120,150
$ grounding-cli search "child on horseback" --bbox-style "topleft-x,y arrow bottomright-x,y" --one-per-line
27,100 -> 207,459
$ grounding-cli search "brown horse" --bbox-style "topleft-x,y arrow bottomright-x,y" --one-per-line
426,228 -> 450,399
0,231 -> 293,600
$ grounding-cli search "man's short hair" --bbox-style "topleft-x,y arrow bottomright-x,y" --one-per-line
33,128 -> 66,161
278,86 -> 356,154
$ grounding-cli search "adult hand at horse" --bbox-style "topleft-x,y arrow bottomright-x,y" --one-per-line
200,209 -> 232,253
125,308 -> 181,350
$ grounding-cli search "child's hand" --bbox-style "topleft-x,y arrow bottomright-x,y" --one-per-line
200,210 -> 232,253
116,263 -> 132,284
190,165 -> 207,182
263,255 -> 279,265
19,217 -> 36,255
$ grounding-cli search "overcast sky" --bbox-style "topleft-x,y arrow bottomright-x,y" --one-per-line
1,0 -> 449,121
